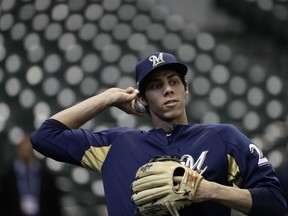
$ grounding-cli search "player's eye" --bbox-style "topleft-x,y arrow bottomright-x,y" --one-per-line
170,79 -> 179,86
148,82 -> 161,90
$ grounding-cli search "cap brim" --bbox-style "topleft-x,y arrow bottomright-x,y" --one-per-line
139,62 -> 187,89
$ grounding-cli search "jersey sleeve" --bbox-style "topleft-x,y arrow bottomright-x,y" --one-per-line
30,119 -> 125,172
218,124 -> 287,215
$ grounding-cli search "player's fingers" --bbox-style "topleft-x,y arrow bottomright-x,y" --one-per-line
125,86 -> 138,94
173,176 -> 182,184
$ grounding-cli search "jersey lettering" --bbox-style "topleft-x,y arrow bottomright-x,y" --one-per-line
249,144 -> 269,166
180,151 -> 208,174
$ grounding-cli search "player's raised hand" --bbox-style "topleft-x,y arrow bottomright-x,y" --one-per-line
108,87 -> 147,116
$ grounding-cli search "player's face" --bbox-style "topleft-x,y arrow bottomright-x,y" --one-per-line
142,69 -> 188,125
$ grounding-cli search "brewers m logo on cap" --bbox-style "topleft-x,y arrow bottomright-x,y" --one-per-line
149,52 -> 166,67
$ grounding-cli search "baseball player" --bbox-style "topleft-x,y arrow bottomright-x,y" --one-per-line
30,52 -> 287,215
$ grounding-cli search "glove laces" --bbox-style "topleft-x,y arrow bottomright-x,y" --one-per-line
165,202 -> 180,216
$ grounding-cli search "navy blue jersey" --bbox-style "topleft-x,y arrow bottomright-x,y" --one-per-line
30,119 -> 287,215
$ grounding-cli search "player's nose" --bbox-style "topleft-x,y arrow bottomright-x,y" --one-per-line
163,85 -> 174,96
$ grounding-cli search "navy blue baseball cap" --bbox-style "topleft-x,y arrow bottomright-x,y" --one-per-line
135,52 -> 188,89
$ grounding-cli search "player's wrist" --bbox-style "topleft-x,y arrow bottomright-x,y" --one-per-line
193,179 -> 215,202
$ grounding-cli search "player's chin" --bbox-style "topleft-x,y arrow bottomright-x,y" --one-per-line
164,108 -> 182,117
152,107 -> 180,120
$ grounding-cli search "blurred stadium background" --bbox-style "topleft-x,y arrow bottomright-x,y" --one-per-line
0,0 -> 287,215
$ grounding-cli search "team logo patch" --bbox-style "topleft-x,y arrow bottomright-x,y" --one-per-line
149,52 -> 165,67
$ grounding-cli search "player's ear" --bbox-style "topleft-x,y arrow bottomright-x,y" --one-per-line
138,95 -> 148,106
185,81 -> 189,96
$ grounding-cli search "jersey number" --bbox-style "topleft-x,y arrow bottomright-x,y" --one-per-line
249,144 -> 268,166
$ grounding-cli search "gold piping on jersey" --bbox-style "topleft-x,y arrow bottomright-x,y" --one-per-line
81,145 -> 111,173
227,154 -> 243,187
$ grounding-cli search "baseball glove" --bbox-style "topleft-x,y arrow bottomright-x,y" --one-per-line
131,156 -> 203,216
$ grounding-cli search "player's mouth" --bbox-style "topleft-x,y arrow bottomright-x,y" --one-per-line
164,99 -> 178,107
